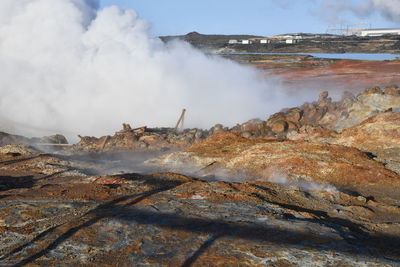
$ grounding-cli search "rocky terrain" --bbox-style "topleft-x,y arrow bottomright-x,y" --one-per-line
217,53 -> 400,91
266,57 -> 400,91
1,85 -> 400,266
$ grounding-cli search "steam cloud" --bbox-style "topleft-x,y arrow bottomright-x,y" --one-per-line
322,0 -> 400,24
0,0 -> 302,140
268,172 -> 338,194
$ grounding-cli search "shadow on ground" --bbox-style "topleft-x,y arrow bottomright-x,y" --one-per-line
1,175 -> 400,267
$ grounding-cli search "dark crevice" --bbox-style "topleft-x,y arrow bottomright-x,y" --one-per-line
249,188 -> 370,242
0,176 -> 35,191
0,155 -> 45,166
181,232 -> 225,267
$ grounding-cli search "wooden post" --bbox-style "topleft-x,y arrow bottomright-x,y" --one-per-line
132,126 -> 147,133
123,123 -> 133,131
100,136 -> 110,151
33,143 -> 73,147
174,109 -> 186,133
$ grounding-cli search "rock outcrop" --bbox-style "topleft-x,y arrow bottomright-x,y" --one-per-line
332,112 -> 400,175
230,85 -> 400,140
74,124 -> 212,152
146,132 -> 400,204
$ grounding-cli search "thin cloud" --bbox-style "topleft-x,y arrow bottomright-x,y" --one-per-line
320,0 -> 400,24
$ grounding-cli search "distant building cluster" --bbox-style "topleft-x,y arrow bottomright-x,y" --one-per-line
228,34 -> 308,46
228,39 -> 254,44
227,28 -> 400,46
327,24 -> 400,37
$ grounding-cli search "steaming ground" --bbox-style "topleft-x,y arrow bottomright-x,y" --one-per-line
0,0 -> 315,141
57,150 -> 170,176
54,149 -> 339,194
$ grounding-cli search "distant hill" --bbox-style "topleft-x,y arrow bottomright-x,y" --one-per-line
160,32 -> 262,49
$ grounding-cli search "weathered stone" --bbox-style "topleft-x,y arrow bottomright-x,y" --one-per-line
363,86 -> 383,95
240,119 -> 263,132
139,135 -> 160,145
211,124 -> 224,134
384,85 -> 400,96
341,91 -> 356,102
357,196 -> 367,203
286,121 -> 298,131
332,112 -> 400,175
241,131 -> 252,138
271,120 -> 288,133
318,91 -> 329,101
285,108 -> 302,123
301,105 -> 317,124
334,112 -> 400,152
194,130 -> 203,139
40,134 -> 68,144
287,125 -> 335,141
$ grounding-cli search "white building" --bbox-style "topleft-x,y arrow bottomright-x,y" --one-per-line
286,39 -> 299,44
281,35 -> 303,40
241,40 -> 252,44
358,28 -> 400,37
228,39 -> 238,44
260,39 -> 271,44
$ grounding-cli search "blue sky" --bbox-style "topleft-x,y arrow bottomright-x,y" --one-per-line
100,0 -> 398,36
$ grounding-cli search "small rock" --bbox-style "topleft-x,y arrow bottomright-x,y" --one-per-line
341,91 -> 355,101
318,91 -> 329,102
139,135 -> 159,145
194,131 -> 203,139
241,132 -> 252,138
285,108 -> 302,123
286,121 -> 298,131
138,141 -> 148,148
241,119 -> 263,132
212,124 -> 224,134
357,196 -> 367,203
271,120 -> 288,133
363,86 -> 383,95
384,85 -> 400,96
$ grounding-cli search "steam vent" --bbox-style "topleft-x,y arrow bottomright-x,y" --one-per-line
1,0 -> 400,266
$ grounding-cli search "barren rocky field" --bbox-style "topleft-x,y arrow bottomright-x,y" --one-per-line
220,54 -> 400,91
1,85 -> 400,266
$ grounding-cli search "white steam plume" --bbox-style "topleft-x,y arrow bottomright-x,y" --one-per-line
322,0 -> 400,24
0,0 -> 297,140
